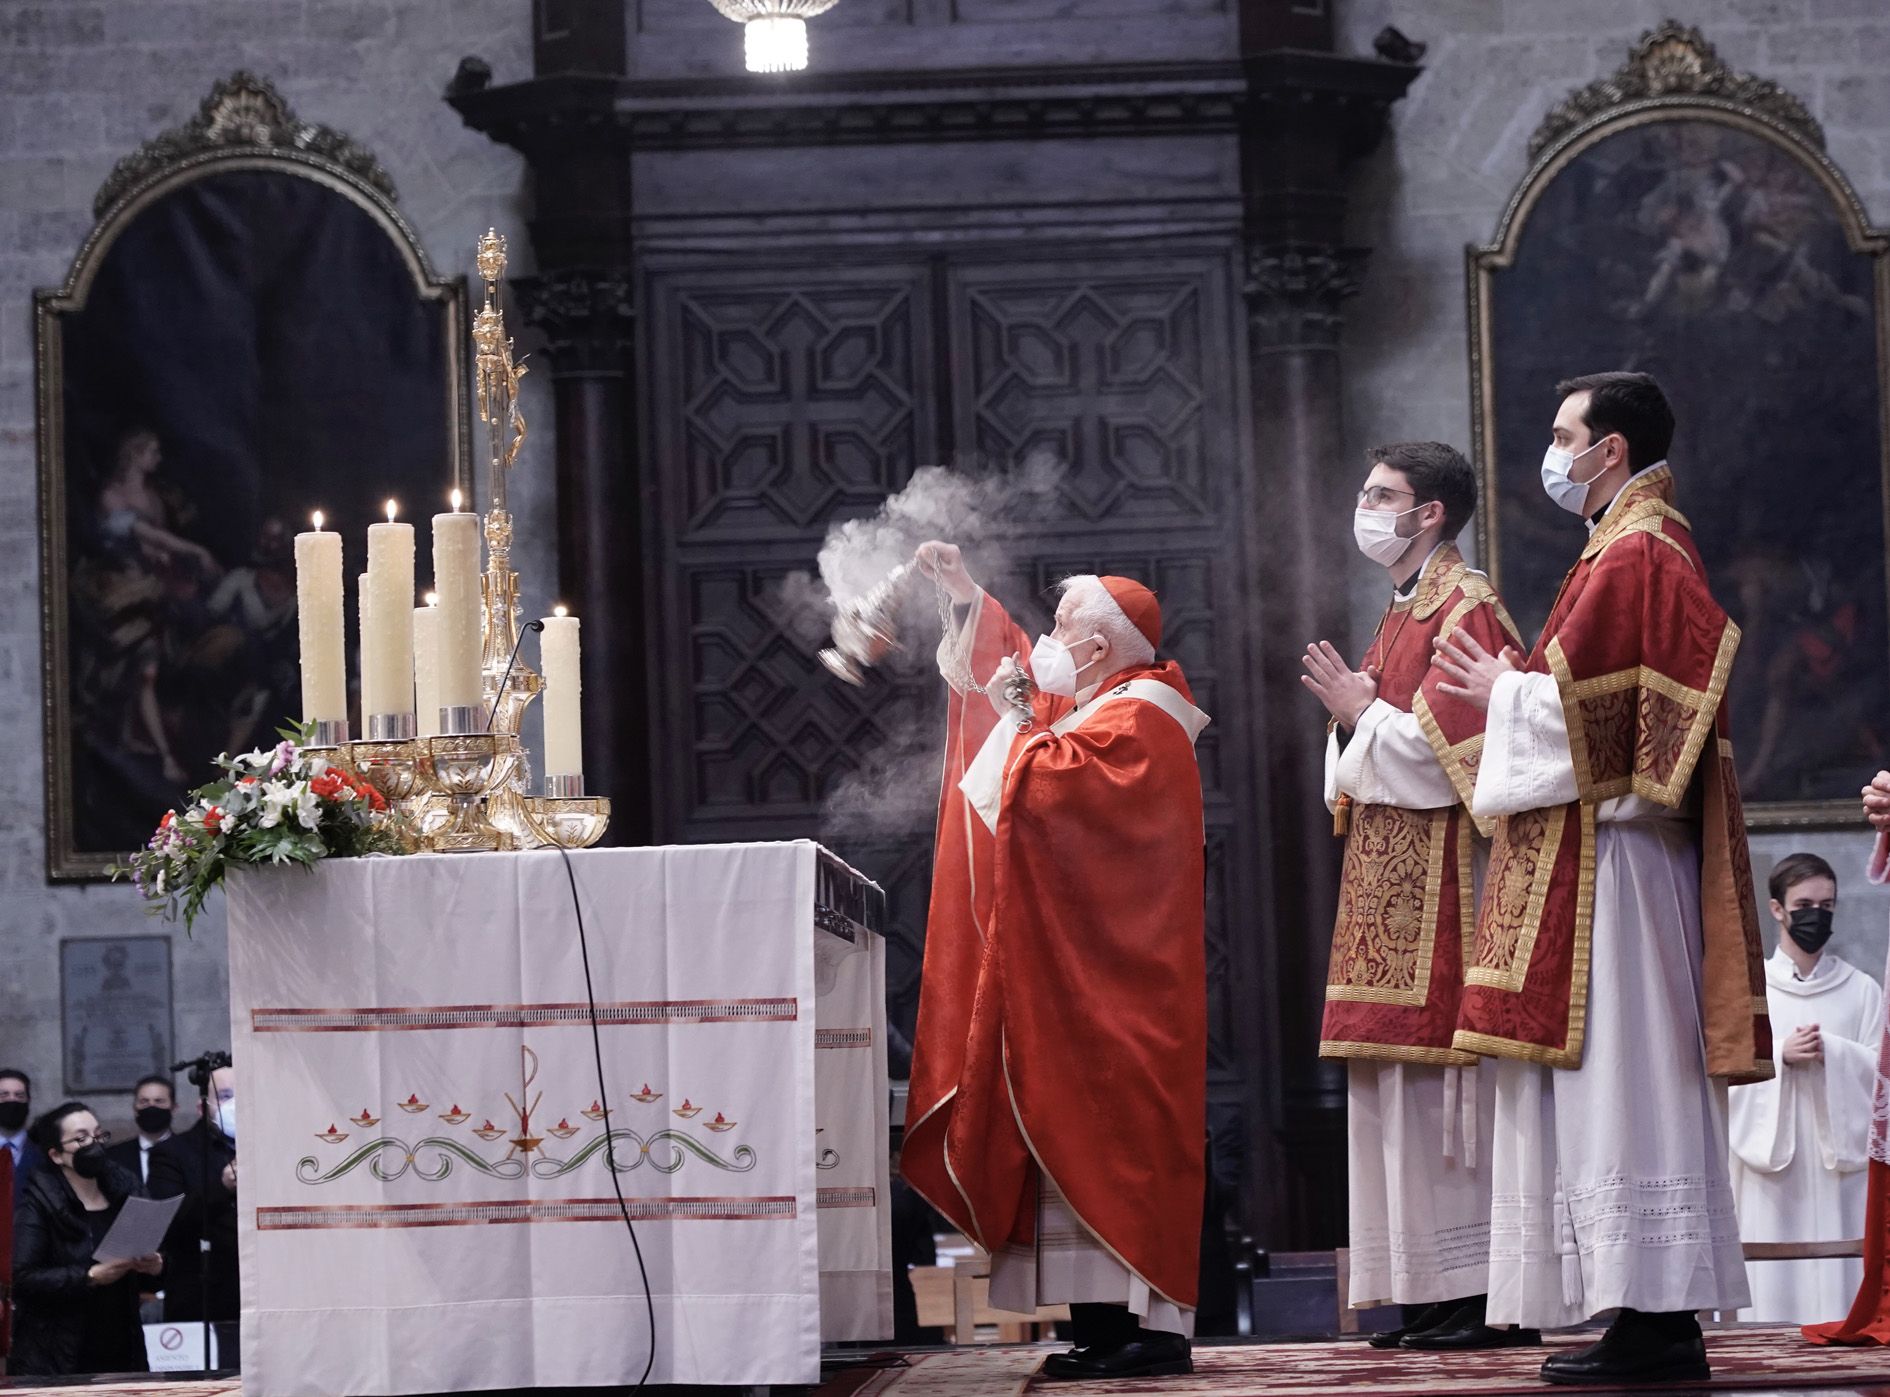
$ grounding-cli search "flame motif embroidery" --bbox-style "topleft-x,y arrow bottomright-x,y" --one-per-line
629,1084 -> 662,1104
438,1104 -> 470,1125
705,1112 -> 737,1133
397,1093 -> 429,1114
673,1099 -> 702,1119
546,1117 -> 580,1140
315,1124 -> 349,1144
472,1120 -> 507,1141
580,1100 -> 609,1121
350,1108 -> 380,1128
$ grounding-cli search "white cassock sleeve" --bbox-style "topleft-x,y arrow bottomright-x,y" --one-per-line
1814,974 -> 1886,1172
1471,670 -> 1579,820
1329,699 -> 1459,810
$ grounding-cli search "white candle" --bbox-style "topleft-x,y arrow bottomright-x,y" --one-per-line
414,598 -> 440,739
356,572 -> 372,729
364,501 -> 416,721
431,501 -> 483,720
292,513 -> 345,725
540,609 -> 583,779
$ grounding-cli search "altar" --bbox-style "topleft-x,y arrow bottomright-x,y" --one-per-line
226,841 -> 891,1395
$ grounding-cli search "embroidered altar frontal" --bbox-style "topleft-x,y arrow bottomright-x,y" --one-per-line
227,842 -> 892,1395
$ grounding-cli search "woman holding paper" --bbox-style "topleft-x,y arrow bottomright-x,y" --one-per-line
10,1102 -> 160,1375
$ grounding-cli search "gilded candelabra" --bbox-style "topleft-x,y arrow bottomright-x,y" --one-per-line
346,229 -> 608,852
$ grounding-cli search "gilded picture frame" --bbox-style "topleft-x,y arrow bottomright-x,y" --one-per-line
36,74 -> 472,880
1467,24 -> 1890,828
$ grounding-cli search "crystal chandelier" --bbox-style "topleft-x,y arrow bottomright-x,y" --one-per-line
708,0 -> 840,73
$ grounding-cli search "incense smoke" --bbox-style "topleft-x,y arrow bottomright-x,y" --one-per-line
777,454 -> 1069,840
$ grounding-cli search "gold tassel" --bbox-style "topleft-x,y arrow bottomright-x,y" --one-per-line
1333,794 -> 1351,839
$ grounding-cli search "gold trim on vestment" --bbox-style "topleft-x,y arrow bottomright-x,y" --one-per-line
1451,803 -> 1596,1068
1327,806 -> 1449,1007
1545,624 -> 1739,809
999,1034 -> 1192,1313
1466,804 -> 1567,993
1318,1039 -> 1480,1067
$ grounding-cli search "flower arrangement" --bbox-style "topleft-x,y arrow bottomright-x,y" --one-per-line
113,725 -> 406,929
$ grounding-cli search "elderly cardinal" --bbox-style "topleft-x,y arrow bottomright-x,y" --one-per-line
901,540 -> 1209,1381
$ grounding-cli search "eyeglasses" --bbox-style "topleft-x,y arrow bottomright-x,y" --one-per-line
60,1129 -> 110,1150
1357,486 -> 1418,508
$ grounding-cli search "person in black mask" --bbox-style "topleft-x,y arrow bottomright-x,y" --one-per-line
149,1062 -> 237,1329
10,1101 -> 162,1375
106,1075 -> 175,1187
0,1068 -> 45,1206
1729,853 -> 1885,1322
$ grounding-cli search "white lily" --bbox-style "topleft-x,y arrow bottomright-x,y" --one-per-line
258,780 -> 297,829
292,782 -> 320,830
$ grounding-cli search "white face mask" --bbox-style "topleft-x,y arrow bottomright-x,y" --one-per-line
1540,436 -> 1609,515
215,1097 -> 236,1142
1029,633 -> 1102,698
1352,503 -> 1424,567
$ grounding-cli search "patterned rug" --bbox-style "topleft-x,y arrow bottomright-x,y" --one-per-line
839,1328 -> 1890,1397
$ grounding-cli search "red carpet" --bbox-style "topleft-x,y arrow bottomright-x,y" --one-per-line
838,1328 -> 1890,1397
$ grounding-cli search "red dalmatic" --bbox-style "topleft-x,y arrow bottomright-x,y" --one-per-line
1320,544 -> 1521,1064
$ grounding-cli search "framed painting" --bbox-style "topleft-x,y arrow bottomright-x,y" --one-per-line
1468,24 -> 1890,826
60,935 -> 173,1095
36,74 -> 472,878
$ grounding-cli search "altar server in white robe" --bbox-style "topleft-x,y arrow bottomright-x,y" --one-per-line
1435,372 -> 1772,1387
1731,852 -> 1882,1323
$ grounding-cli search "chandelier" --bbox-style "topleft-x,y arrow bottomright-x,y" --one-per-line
708,0 -> 841,73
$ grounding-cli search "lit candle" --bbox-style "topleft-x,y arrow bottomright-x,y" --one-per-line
431,493 -> 483,730
363,500 -> 416,733
414,595 -> 441,739
292,511 -> 345,728
540,607 -> 583,782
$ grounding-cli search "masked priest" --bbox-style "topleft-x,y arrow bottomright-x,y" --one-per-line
901,541 -> 1210,1381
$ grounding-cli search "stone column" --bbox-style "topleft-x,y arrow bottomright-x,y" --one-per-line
512,270 -> 646,844
1233,28 -> 1419,1247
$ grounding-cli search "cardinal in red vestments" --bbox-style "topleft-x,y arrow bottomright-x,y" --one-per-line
901,541 -> 1209,1381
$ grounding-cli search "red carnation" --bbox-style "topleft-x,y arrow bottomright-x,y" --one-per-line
159,810 -> 175,830
310,771 -> 346,800
203,805 -> 223,833
365,785 -> 387,812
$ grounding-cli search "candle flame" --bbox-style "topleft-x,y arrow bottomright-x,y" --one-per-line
424,591 -> 439,607
450,488 -> 463,511
385,499 -> 398,522
553,605 -> 569,618
311,510 -> 324,531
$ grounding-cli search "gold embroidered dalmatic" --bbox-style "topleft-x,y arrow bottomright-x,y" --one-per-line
1452,467 -> 1773,1082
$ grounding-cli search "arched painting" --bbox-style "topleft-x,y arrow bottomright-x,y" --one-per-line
1469,25 -> 1890,825
36,75 -> 470,878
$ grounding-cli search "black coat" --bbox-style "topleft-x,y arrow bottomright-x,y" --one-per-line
147,1122 -> 238,1322
9,1161 -> 149,1376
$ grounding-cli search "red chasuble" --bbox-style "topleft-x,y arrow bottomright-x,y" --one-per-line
1452,466 -> 1772,1081
903,593 -> 1210,1308
1320,544 -> 1522,1065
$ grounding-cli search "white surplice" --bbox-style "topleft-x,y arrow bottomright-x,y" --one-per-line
1325,698 -> 1498,1308
1473,669 -> 1750,1327
1729,950 -> 1882,1322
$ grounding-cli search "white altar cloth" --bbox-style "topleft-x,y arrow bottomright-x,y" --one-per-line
227,841 -> 891,1395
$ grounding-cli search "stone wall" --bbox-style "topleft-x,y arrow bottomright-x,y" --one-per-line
0,1 -> 539,1127
1335,0 -> 1890,973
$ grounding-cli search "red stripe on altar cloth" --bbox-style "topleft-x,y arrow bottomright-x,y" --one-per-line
256,1195 -> 797,1229
250,998 -> 799,1032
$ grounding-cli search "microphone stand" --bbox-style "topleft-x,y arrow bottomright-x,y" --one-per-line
173,1050 -> 230,1375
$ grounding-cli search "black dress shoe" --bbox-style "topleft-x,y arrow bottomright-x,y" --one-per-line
1040,1333 -> 1192,1381
1540,1317 -> 1708,1386
1402,1296 -> 1541,1351
1368,1298 -> 1456,1349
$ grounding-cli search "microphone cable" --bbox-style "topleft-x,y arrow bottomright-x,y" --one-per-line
555,844 -> 656,1390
